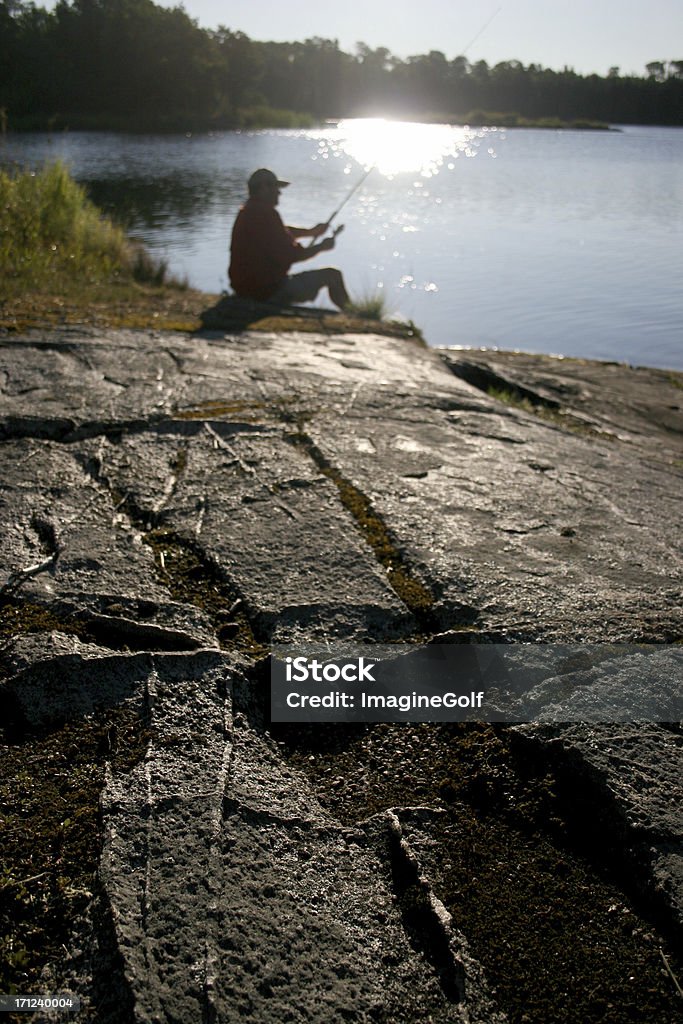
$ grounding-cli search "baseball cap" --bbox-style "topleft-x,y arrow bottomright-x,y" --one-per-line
248,168 -> 290,194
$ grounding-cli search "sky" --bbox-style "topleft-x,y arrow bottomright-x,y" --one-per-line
168,0 -> 681,76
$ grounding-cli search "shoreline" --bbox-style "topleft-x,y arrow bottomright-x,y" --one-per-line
439,343 -> 683,376
3,287 -> 681,377
2,114 -> 619,133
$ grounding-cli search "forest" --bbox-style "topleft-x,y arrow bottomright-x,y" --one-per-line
1,0 -> 682,130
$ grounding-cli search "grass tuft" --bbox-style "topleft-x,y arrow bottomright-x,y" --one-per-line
346,290 -> 387,321
129,242 -> 186,288
487,385 -> 617,440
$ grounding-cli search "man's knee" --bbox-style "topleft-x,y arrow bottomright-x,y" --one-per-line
323,267 -> 350,310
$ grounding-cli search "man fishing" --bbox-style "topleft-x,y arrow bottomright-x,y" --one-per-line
229,167 -> 351,310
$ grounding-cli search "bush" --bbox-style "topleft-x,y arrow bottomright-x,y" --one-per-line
0,161 -> 134,289
0,160 -> 180,294
237,105 -> 315,129
465,109 -> 521,127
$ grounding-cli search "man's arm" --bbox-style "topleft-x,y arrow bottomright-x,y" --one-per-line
289,235 -> 336,264
287,222 -> 329,240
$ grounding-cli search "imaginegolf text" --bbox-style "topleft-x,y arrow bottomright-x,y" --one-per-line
285,691 -> 486,710
362,691 -> 485,710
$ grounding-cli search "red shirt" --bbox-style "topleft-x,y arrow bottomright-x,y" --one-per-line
229,198 -> 302,300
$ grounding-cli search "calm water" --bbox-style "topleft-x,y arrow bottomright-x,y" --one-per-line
3,121 -> 682,369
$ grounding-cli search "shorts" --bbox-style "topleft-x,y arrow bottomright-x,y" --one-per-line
268,270 -> 329,306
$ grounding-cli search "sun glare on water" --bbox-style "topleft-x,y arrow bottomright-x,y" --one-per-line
330,118 -> 473,178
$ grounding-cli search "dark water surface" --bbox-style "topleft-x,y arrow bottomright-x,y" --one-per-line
3,121 -> 682,369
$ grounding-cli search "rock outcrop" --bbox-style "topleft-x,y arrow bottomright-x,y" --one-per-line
1,327 -> 681,1022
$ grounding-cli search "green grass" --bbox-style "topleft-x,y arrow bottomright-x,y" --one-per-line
486,385 -> 617,440
0,161 -> 175,295
344,292 -> 426,343
346,290 -> 388,321
486,386 -> 537,413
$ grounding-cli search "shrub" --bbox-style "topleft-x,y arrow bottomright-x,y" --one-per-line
0,161 -> 134,288
0,160 -> 178,292
237,105 -> 315,129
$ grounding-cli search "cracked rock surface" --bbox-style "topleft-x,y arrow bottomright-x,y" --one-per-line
3,328 -> 681,641
1,328 -> 681,1022
515,720 -> 683,933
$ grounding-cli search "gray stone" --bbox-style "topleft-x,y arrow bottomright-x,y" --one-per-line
464,644 -> 683,722
0,632 -> 152,729
300,346 -> 682,641
0,438 -> 217,648
2,327 -> 682,1021
96,426 -> 413,641
442,348 -> 683,458
213,724 -> 504,1023
96,650 -> 505,1023
3,636 -> 505,1021
99,651 -> 231,1024
515,722 -> 683,931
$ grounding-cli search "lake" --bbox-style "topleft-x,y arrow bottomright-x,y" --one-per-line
2,121 -> 682,370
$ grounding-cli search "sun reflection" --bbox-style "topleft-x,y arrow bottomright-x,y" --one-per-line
330,118 -> 475,178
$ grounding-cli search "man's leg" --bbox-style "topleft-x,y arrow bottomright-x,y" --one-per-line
270,269 -> 350,310
324,269 -> 350,310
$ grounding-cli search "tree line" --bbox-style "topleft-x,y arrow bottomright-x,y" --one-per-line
1,0 -> 682,130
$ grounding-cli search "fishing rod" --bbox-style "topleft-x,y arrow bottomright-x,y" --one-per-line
327,164 -> 374,226
308,165 -> 374,246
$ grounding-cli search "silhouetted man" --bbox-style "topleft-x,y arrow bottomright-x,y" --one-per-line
229,168 -> 350,309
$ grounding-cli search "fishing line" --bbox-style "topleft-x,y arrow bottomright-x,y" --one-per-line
308,165 -> 374,246
461,6 -> 503,57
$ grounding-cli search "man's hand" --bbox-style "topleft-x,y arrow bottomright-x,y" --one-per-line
295,223 -> 343,260
310,222 -> 330,238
